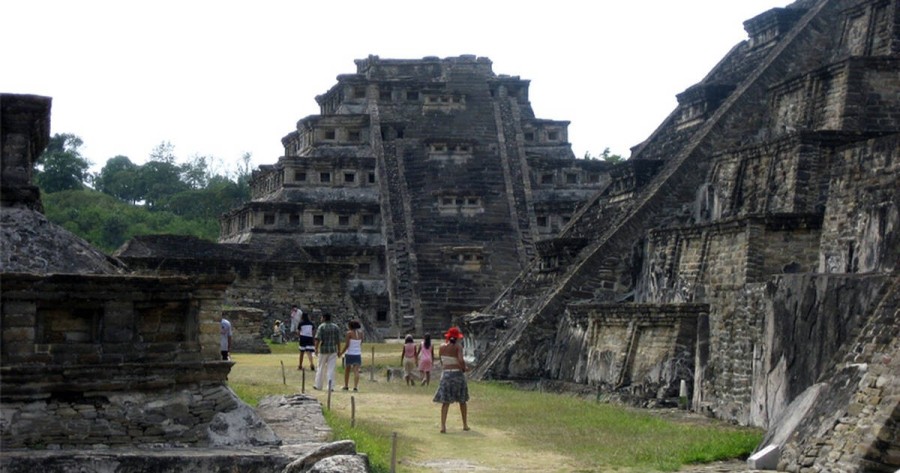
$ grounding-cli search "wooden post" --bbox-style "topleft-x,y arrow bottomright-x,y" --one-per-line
370,346 -> 375,381
327,379 -> 332,410
280,360 -> 286,385
351,396 -> 356,428
390,432 -> 398,473
301,368 -> 306,394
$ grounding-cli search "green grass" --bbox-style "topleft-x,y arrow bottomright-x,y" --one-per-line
230,343 -> 762,472
473,381 -> 760,471
323,409 -> 406,473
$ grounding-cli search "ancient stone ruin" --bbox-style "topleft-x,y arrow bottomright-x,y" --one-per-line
465,0 -> 899,471
3,0 -> 898,470
214,54 -> 614,338
0,94 -> 369,472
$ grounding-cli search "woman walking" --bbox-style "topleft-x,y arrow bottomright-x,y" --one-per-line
297,311 -> 316,370
417,334 -> 434,386
340,320 -> 364,391
400,335 -> 418,386
433,326 -> 469,433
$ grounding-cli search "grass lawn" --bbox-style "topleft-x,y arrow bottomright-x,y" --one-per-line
229,342 -> 762,473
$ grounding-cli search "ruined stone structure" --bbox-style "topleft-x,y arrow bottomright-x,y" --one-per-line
115,233 -> 376,344
219,55 -> 613,337
0,94 -> 369,472
466,0 -> 899,471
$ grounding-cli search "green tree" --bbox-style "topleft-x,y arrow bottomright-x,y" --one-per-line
139,160 -> 188,209
95,155 -> 142,203
180,154 -> 211,189
34,133 -> 91,193
600,147 -> 625,164
149,141 -> 177,164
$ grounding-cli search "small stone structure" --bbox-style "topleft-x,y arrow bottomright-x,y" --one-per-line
115,234 -> 379,344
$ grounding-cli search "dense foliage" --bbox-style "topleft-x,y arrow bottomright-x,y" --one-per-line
42,190 -> 220,253
35,134 -> 252,253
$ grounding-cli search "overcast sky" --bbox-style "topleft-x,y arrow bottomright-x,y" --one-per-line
2,1 -> 793,175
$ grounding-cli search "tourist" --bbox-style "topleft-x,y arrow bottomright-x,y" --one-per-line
297,311 -> 316,370
400,334 -> 418,386
220,316 -> 233,361
313,312 -> 342,391
289,305 -> 302,341
417,334 -> 435,386
433,326 -> 469,433
339,320 -> 364,391
272,320 -> 283,344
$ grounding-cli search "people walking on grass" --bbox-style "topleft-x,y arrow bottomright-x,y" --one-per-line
313,312 -> 342,391
289,305 -> 301,341
400,334 -> 418,386
417,334 -> 434,386
340,320 -> 364,391
297,311 -> 316,370
433,326 -> 469,433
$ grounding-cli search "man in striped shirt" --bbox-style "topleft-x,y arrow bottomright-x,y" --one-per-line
313,312 -> 342,391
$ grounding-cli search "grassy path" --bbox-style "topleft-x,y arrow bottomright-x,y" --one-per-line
229,343 -> 761,473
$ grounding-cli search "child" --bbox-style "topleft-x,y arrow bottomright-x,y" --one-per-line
417,334 -> 434,386
400,334 -> 418,386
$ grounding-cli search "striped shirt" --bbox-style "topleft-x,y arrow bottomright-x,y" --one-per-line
315,322 -> 342,354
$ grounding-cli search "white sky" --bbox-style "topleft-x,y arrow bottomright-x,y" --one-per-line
2,1 -> 792,175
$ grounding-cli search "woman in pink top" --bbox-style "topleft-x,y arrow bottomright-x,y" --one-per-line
416,334 -> 434,386
400,334 -> 418,386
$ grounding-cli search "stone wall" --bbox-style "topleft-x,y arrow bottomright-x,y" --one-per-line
0,273 -> 281,449
819,133 -> 900,274
116,235 -> 379,341
547,304 -> 705,404
763,276 -> 898,472
224,307 -> 270,353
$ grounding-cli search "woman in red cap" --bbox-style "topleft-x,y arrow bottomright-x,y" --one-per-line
433,326 -> 470,433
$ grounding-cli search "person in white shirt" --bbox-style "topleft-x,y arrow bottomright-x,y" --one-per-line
297,311 -> 316,370
220,317 -> 233,360
339,320 -> 364,391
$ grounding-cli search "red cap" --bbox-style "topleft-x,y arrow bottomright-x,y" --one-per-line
444,326 -> 464,341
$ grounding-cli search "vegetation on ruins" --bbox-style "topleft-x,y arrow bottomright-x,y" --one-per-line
35,133 -> 252,252
584,147 -> 625,164
230,342 -> 763,472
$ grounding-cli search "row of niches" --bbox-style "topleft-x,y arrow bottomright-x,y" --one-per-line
355,85 -> 466,105
250,166 -> 378,198
523,128 -> 565,144
289,168 -> 377,186
320,85 -> 466,114
444,247 -> 487,272
438,195 -> 484,215
536,170 -> 604,186
35,303 -> 193,346
284,127 -> 369,155
221,208 -> 380,236
267,210 -> 377,230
